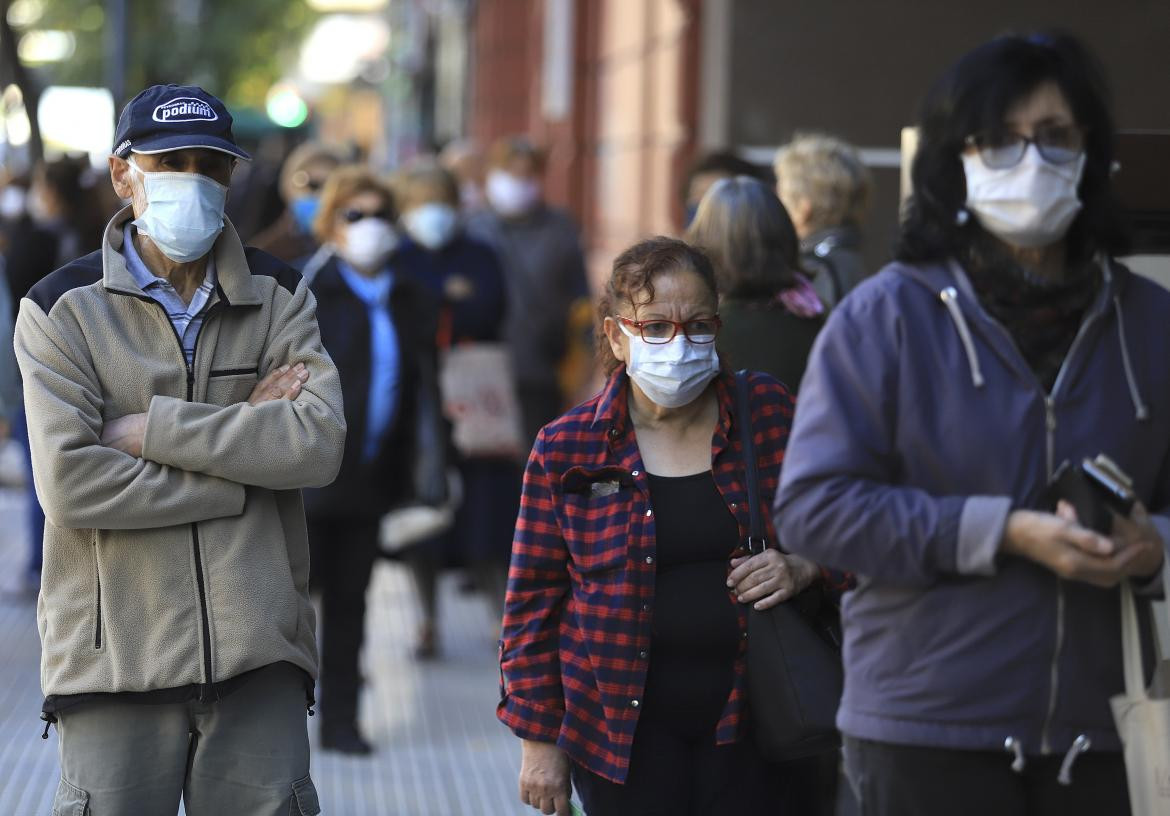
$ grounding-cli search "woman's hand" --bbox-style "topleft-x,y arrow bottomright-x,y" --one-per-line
1001,500 -> 1165,587
728,549 -> 820,611
518,739 -> 571,816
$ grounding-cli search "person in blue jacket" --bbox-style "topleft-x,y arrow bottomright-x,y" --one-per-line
393,160 -> 519,658
303,164 -> 447,754
775,32 -> 1167,816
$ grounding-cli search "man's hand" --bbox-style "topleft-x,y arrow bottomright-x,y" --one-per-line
248,363 -> 309,406
728,549 -> 820,610
518,739 -> 571,816
101,413 -> 148,458
1002,500 -> 1165,588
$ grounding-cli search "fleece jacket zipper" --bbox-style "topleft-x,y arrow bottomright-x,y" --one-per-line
149,297 -> 222,702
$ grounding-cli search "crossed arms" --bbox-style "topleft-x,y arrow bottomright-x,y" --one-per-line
13,281 -> 346,530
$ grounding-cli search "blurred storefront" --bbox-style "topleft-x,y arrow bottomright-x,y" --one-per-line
439,0 -> 1170,288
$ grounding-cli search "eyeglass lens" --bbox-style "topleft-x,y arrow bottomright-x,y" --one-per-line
975,124 -> 1084,169
637,318 -> 719,344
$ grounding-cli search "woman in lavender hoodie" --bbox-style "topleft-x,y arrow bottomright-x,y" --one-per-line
775,33 -> 1167,816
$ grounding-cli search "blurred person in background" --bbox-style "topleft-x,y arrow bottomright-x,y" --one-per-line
305,165 -> 447,753
467,136 -> 589,446
393,160 -> 518,658
2,159 -> 109,599
681,149 -> 774,228
6,159 -> 107,303
501,237 -> 834,815
440,139 -> 487,213
686,175 -> 824,394
252,141 -> 345,266
776,33 -> 1167,816
774,134 -> 872,308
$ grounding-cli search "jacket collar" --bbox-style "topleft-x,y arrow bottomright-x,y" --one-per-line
102,205 -> 264,306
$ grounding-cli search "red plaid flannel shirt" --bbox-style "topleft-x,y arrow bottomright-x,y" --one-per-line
497,368 -> 844,783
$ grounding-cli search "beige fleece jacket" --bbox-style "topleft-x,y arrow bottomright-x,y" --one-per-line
13,209 -> 346,700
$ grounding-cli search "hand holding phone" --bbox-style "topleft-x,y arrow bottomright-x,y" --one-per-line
1051,454 -> 1137,534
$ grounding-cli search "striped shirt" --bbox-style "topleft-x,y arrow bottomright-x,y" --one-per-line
497,368 -> 850,783
123,230 -> 217,367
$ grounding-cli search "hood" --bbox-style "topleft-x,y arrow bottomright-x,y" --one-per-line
890,257 -> 1148,420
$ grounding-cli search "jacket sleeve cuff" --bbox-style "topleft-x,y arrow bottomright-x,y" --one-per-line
497,694 -> 564,743
1134,513 -> 1170,597
141,395 -> 181,466
956,496 -> 1013,576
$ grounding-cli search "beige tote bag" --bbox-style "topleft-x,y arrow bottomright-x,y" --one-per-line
1110,576 -> 1170,815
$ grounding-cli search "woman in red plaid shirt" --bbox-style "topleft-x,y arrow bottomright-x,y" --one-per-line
498,237 -> 824,815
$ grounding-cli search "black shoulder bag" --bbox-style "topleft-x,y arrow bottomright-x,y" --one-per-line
734,370 -> 843,762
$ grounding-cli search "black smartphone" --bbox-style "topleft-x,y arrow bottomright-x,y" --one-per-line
1052,454 -> 1136,534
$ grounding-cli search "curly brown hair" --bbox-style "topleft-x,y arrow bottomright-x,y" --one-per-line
597,236 -> 719,376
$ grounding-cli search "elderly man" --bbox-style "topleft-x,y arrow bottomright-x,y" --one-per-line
13,84 -> 345,816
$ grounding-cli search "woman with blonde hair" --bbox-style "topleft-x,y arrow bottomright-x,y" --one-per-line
773,133 -> 872,307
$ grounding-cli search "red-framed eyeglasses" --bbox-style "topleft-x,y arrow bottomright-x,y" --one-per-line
616,314 -> 721,344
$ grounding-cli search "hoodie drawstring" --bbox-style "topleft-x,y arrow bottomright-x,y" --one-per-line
940,287 -> 986,388
1112,296 -> 1149,421
1003,736 -> 1026,773
1057,734 -> 1091,785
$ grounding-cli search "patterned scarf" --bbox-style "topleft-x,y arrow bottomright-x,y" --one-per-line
961,238 -> 1099,392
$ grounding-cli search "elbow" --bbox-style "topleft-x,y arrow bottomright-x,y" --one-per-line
300,419 -> 346,489
39,495 -> 89,530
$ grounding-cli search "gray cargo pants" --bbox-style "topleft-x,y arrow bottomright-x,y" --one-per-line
50,662 -> 320,816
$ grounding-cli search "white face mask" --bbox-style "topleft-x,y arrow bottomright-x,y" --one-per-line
0,185 -> 26,219
404,202 -> 459,250
129,159 -> 228,263
619,323 -> 720,408
342,217 -> 398,270
962,145 -> 1085,249
486,170 -> 541,218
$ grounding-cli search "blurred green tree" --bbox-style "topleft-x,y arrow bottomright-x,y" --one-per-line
28,0 -> 316,109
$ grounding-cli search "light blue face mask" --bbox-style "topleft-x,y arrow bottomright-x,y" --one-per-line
129,159 -> 228,263
404,202 -> 459,251
290,195 -> 319,234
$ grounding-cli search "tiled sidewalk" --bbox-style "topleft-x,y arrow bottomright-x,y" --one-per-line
0,488 -> 528,815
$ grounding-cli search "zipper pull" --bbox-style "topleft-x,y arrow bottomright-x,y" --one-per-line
198,682 -> 219,704
1044,397 -> 1057,432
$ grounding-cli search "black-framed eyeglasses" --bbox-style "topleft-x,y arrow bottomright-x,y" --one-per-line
964,124 -> 1086,170
616,315 -> 721,344
340,208 -> 392,223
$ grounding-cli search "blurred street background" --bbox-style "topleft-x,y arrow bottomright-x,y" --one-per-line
0,2 -> 1168,815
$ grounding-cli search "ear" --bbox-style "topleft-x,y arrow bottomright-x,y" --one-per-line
109,156 -> 134,200
602,316 -> 629,366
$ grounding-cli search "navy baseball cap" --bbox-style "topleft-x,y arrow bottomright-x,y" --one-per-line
112,84 -> 251,161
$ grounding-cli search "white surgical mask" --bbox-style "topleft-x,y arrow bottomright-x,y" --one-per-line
342,217 -> 398,270
486,170 -> 540,218
129,159 -> 228,263
962,145 -> 1085,249
404,203 -> 459,250
619,324 -> 720,408
0,185 -> 26,219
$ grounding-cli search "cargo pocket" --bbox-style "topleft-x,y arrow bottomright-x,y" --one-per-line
52,778 -> 89,816
290,774 -> 321,815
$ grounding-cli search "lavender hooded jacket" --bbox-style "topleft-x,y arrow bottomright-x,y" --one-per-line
774,257 -> 1170,766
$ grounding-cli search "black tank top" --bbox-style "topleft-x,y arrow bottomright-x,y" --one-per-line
640,471 -> 742,739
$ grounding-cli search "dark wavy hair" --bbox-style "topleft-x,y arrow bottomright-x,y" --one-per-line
596,237 -> 718,375
897,32 -> 1127,265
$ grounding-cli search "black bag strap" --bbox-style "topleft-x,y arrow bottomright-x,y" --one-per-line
734,370 -> 767,555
